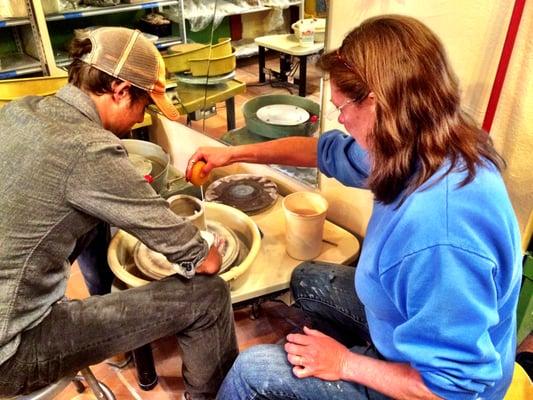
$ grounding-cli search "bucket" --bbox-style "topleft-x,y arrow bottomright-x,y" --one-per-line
282,192 -> 328,260
121,139 -> 169,194
166,194 -> 206,230
292,18 -> 326,43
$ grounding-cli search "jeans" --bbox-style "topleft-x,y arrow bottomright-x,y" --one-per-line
217,261 -> 390,400
68,222 -> 115,296
0,274 -> 238,399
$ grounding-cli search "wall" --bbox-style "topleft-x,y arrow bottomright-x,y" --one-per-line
322,0 -> 532,237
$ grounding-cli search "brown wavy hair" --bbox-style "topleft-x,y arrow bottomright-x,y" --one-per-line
67,32 -> 150,105
318,15 -> 504,204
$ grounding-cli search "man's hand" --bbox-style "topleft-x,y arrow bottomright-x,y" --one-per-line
195,245 -> 221,275
285,326 -> 350,380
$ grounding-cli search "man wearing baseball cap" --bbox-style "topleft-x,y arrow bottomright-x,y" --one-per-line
0,27 -> 237,399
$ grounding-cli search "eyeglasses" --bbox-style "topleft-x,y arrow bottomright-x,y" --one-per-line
326,98 -> 356,120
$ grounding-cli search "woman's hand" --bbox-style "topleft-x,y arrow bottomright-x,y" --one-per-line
186,147 -> 234,182
285,326 -> 350,380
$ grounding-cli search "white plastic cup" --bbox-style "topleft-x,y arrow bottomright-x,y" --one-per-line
282,192 -> 328,260
167,195 -> 206,231
297,20 -> 315,47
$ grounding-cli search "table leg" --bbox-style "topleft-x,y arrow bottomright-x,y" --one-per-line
225,97 -> 236,131
280,53 -> 292,82
132,344 -> 158,391
298,55 -> 307,97
258,46 -> 266,83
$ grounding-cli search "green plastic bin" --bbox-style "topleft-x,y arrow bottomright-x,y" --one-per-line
517,252 -> 533,344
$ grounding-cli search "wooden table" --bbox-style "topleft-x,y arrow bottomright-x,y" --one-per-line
165,78 -> 246,131
255,34 -> 324,97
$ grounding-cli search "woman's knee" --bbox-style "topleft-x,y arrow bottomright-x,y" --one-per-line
290,261 -> 332,300
231,345 -> 290,387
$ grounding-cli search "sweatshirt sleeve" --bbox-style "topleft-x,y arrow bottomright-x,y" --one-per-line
64,139 -> 208,269
380,245 -> 504,399
317,130 -> 370,188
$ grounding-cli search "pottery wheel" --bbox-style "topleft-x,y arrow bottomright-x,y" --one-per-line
204,174 -> 278,215
133,221 -> 240,279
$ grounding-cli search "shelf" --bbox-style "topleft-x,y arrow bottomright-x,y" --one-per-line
234,1 -> 301,16
155,35 -> 183,49
53,35 -> 184,66
0,53 -> 41,79
45,0 -> 179,21
0,17 -> 30,28
181,0 -> 301,19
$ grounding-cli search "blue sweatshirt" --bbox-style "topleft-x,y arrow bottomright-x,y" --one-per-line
318,131 -> 522,400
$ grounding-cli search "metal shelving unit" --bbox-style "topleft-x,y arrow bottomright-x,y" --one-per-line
45,0 -> 186,67
0,17 -> 30,28
1,0 -> 300,79
0,55 -> 41,79
45,0 -> 180,21
228,0 -> 303,18
0,2 -> 44,79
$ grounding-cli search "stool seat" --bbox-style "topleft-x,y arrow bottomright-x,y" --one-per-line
0,373 -> 75,400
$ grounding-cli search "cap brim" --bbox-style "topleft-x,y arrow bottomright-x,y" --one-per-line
150,91 -> 180,121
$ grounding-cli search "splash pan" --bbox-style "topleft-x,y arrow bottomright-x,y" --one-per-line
107,202 -> 261,287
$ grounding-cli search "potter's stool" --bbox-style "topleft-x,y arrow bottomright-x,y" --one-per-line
0,367 -> 115,400
254,34 -> 324,97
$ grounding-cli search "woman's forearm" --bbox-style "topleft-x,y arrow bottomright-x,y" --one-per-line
341,352 -> 441,400
227,137 -> 318,167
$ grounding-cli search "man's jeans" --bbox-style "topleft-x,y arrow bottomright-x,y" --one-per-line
0,274 -> 238,399
216,261 -> 390,400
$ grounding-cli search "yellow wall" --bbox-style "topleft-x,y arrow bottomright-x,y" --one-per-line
322,0 -> 533,237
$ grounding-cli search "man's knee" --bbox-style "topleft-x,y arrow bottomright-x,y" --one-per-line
192,274 -> 231,311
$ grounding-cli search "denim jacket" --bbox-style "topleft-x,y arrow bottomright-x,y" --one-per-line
0,84 -> 207,365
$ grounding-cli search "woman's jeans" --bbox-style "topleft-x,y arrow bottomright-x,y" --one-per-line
0,274 -> 238,399
217,261 -> 390,400
68,222 -> 114,296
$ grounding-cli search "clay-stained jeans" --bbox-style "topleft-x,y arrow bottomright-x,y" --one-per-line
216,261 -> 389,400
0,275 -> 238,400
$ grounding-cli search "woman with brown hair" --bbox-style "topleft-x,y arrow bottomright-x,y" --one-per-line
188,15 -> 522,400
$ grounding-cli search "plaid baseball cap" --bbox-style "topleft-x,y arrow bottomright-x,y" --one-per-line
80,27 -> 179,121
